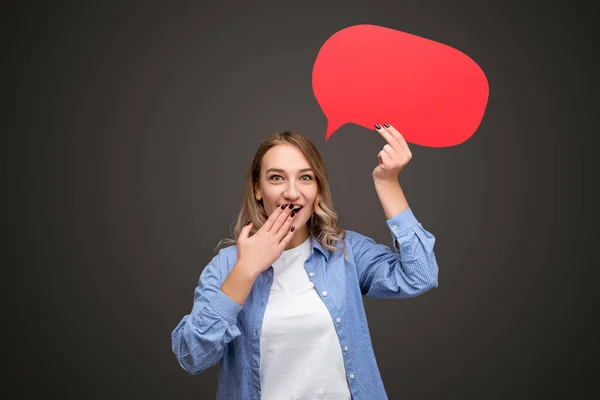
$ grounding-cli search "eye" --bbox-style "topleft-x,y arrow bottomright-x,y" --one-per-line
269,175 -> 313,181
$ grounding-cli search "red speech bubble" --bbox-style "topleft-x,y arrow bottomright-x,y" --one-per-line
312,24 -> 489,147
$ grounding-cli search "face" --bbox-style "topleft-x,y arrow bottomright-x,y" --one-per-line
255,144 -> 319,249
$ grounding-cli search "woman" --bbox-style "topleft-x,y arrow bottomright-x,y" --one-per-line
171,123 -> 439,399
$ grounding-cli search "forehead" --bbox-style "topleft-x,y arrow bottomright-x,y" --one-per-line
262,144 -> 311,171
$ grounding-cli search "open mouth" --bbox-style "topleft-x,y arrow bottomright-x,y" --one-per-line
280,205 -> 303,213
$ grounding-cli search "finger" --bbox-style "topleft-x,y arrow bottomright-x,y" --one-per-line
240,221 -> 252,239
383,143 -> 397,157
382,123 -> 412,156
262,203 -> 287,232
268,203 -> 294,234
237,221 -> 251,244
278,222 -> 296,249
375,124 -> 403,154
274,206 -> 297,242
379,149 -> 393,166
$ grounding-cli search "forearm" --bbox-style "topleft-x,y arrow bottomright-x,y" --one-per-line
373,178 -> 409,220
220,262 -> 259,306
373,178 -> 409,250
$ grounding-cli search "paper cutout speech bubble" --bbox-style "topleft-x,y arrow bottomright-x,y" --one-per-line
312,24 -> 489,147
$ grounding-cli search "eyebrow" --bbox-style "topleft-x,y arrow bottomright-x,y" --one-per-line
266,168 -> 314,174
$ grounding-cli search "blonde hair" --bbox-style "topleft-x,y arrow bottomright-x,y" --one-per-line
214,131 -> 348,261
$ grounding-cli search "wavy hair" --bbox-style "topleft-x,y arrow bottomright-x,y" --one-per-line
213,131 -> 348,262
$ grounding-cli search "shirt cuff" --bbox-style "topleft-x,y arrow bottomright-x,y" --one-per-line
386,207 -> 420,254
386,207 -> 419,236
206,288 -> 243,325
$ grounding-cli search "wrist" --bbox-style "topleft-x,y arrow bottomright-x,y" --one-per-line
373,176 -> 399,187
234,260 -> 262,281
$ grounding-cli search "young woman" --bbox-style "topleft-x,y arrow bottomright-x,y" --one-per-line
171,123 -> 439,399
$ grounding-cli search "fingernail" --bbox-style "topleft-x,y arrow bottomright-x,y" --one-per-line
291,226 -> 295,232
288,203 -> 294,209
281,204 -> 287,209
245,221 -> 251,225
375,124 -> 381,129
384,122 -> 390,128
291,210 -> 296,217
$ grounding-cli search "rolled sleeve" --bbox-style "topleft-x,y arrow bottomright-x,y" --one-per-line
204,288 -> 243,325
386,207 -> 419,256
172,248 -> 243,374
351,207 -> 439,298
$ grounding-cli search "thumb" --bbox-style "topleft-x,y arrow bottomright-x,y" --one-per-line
239,221 -> 252,240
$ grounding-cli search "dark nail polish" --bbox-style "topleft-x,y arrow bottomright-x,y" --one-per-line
281,204 -> 286,209
375,124 -> 382,129
245,221 -> 251,226
384,123 -> 390,128
288,203 -> 294,209
291,210 -> 296,217
291,226 -> 295,232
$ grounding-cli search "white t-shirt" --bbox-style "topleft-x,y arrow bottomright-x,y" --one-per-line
259,236 -> 351,399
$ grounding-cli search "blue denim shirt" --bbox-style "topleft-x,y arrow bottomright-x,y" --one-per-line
171,207 -> 439,399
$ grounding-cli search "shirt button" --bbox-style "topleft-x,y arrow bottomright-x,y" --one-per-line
336,317 -> 341,323
321,290 -> 328,296
344,345 -> 349,352
349,373 -> 355,380
253,360 -> 259,367
309,272 -> 315,277
392,224 -> 397,229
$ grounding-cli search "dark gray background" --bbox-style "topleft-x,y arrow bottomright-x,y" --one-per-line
3,0 -> 598,399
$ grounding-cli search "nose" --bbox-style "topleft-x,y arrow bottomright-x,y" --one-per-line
284,181 -> 301,201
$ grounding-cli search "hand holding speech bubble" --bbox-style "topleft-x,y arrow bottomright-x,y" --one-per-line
312,24 -> 489,147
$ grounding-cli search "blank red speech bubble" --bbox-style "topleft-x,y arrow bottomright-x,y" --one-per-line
312,24 -> 489,147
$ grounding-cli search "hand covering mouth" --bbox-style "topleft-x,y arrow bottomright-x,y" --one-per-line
279,204 -> 303,212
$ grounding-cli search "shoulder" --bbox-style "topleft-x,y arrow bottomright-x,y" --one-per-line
202,244 -> 239,281
217,244 -> 239,271
342,229 -> 376,248
335,229 -> 379,264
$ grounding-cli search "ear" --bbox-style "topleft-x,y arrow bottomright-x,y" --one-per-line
255,188 -> 262,201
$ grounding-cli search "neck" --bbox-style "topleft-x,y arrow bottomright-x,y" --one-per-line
285,227 -> 309,250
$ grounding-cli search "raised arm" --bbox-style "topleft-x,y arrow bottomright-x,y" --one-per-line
354,122 -> 438,297
350,207 -> 439,298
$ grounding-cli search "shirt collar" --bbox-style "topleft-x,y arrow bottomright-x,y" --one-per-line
310,234 -> 330,261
